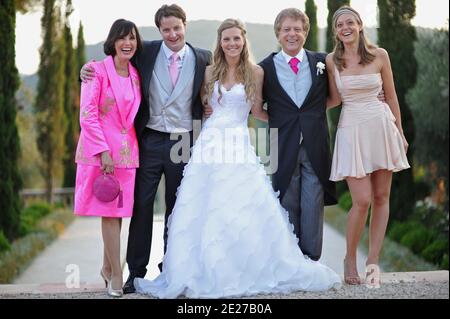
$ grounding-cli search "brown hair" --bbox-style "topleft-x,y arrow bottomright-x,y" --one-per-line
154,4 -> 187,29
332,6 -> 376,71
206,19 -> 256,104
103,19 -> 142,56
274,8 -> 310,38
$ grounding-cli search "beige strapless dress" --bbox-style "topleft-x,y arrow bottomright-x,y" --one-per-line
330,68 -> 410,181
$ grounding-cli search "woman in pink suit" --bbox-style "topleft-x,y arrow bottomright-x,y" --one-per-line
74,19 -> 142,297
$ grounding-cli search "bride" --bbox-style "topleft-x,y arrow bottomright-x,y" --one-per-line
134,18 -> 341,298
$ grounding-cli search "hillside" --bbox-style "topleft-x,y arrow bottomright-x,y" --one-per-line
22,19 -> 418,95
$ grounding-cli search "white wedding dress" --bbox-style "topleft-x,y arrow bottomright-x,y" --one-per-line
134,82 -> 341,298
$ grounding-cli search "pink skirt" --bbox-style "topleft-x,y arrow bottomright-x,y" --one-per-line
74,164 -> 136,218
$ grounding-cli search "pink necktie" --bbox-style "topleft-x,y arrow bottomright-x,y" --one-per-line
289,57 -> 300,75
169,53 -> 180,88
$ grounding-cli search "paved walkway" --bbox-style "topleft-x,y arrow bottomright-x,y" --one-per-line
11,214 -> 368,286
4,214 -> 448,299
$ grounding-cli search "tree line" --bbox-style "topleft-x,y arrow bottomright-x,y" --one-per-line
1,0 -> 85,241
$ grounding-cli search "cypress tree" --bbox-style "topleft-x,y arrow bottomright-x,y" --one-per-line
76,22 -> 86,76
378,0 -> 417,220
62,0 -> 77,187
34,0 -> 67,203
70,21 -> 86,179
304,0 -> 319,51
0,0 -> 23,239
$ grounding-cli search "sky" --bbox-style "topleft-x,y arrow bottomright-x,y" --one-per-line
16,0 -> 449,75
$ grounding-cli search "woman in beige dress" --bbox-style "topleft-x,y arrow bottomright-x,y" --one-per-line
326,6 -> 410,285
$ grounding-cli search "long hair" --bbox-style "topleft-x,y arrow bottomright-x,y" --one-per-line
206,19 -> 256,104
332,6 -> 376,71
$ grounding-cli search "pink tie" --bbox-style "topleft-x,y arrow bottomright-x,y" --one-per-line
289,57 -> 300,75
169,53 -> 180,88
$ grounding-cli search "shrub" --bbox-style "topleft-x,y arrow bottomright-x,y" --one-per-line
0,231 -> 11,252
413,200 -> 449,234
400,225 -> 434,254
338,191 -> 352,211
19,202 -> 52,236
0,209 -> 74,283
0,232 -> 51,283
421,239 -> 449,266
29,202 -> 52,217
441,254 -> 449,270
388,221 -> 420,242
53,201 -> 65,209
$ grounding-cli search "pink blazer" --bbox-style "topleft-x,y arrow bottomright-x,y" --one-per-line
75,56 -> 141,168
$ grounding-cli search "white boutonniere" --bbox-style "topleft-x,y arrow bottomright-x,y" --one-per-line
316,62 -> 326,76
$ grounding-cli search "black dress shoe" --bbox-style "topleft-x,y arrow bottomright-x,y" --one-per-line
123,275 -> 136,294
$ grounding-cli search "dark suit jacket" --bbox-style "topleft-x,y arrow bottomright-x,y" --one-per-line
131,40 -> 211,139
259,50 -> 337,206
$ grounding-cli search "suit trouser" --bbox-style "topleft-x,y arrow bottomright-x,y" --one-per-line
281,144 -> 324,261
126,128 -> 192,277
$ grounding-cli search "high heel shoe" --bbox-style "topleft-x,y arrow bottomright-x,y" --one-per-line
100,269 -> 109,288
343,258 -> 361,285
108,276 -> 123,298
101,269 -> 123,297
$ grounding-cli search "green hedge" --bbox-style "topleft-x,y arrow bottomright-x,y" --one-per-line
0,231 -> 10,252
387,207 -> 449,270
19,202 -> 52,236
338,191 -> 352,211
399,225 -> 434,254
441,254 -> 449,269
422,239 -> 449,266
0,209 -> 74,283
0,202 -> 53,255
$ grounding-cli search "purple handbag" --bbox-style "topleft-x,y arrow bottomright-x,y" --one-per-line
93,174 -> 123,208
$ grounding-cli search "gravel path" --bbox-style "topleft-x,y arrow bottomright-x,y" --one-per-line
6,210 -> 448,300
1,281 -> 448,299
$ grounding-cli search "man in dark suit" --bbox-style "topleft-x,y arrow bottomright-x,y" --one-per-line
81,4 -> 211,294
259,8 -> 337,261
124,4 -> 211,293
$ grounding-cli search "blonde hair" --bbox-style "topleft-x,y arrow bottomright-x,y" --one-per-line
274,8 -> 310,38
332,6 -> 376,71
206,19 -> 256,104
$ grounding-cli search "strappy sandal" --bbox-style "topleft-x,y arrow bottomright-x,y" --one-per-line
344,258 -> 362,285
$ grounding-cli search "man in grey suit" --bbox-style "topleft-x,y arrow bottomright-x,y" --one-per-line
81,4 -> 211,294
259,8 -> 337,261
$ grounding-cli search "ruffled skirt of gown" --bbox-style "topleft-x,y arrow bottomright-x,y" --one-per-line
135,124 -> 341,298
